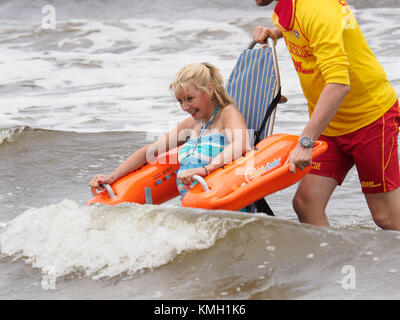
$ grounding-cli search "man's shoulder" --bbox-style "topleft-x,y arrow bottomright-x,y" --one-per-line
296,0 -> 344,12
295,0 -> 345,21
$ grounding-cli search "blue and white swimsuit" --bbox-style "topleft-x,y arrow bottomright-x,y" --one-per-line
177,133 -> 229,198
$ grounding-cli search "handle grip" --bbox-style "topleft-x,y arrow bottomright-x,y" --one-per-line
91,183 -> 116,199
192,175 -> 210,192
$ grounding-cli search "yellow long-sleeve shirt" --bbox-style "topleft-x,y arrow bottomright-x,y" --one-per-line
273,0 -> 397,136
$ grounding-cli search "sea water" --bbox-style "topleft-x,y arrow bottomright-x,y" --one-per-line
0,0 -> 400,300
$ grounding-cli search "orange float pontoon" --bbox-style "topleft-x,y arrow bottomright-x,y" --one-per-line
87,148 -> 181,206
181,134 -> 327,211
87,134 -> 327,209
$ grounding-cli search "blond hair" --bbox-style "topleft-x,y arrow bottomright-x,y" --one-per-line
169,62 -> 235,108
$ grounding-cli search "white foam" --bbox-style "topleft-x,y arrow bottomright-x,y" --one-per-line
0,126 -> 26,144
0,10 -> 272,133
0,7 -> 399,134
266,245 -> 276,252
0,199 -> 252,280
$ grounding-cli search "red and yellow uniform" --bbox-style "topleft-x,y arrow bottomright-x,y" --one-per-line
273,0 -> 397,136
272,0 -> 399,193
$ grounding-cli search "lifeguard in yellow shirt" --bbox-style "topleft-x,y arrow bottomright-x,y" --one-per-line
252,0 -> 400,230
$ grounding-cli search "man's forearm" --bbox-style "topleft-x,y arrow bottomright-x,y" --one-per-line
301,83 -> 350,141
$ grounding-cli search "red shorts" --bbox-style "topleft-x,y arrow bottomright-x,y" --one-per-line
310,100 -> 400,194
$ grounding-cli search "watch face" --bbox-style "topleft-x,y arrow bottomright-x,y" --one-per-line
300,136 -> 313,148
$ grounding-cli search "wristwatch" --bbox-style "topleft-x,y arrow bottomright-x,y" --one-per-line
299,136 -> 315,149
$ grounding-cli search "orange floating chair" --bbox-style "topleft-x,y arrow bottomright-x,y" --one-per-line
87,39 -> 327,210
181,134 -> 327,211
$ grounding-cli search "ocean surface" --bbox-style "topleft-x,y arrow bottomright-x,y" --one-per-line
0,0 -> 400,300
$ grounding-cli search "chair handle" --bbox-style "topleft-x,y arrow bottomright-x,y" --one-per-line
192,175 -> 210,192
248,40 -> 257,49
248,37 -> 274,50
91,183 -> 116,199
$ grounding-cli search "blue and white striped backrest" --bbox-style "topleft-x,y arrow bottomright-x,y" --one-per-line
226,47 -> 277,143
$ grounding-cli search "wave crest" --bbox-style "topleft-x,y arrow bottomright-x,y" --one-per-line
0,126 -> 30,145
0,199 -> 256,280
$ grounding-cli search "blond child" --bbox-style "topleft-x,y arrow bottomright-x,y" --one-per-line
90,62 -> 250,198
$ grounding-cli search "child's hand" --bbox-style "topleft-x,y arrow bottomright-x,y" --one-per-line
89,174 -> 115,193
177,167 -> 207,186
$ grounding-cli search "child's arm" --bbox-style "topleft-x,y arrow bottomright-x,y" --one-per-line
90,116 -> 195,190
206,105 -> 250,173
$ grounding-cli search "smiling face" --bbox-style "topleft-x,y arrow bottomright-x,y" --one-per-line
175,83 -> 214,121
